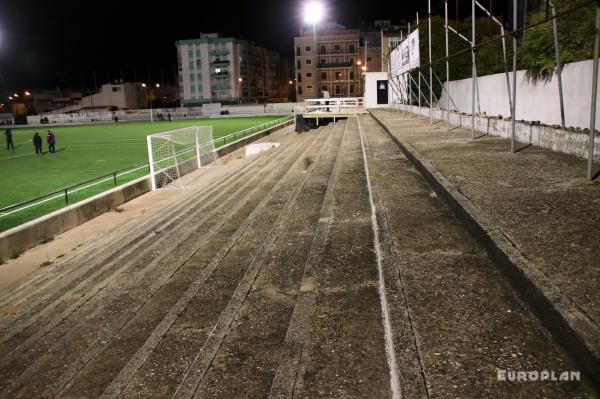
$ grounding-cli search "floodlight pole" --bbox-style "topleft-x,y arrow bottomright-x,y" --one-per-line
471,0 -> 476,139
445,0 -> 450,128
429,0 -> 433,124
551,3 -> 566,130
511,0 -> 518,153
588,4 -> 600,180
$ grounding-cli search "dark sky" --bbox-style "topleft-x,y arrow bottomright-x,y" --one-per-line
0,0 -> 499,95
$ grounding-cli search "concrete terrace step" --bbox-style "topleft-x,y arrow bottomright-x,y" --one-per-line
0,116 -> 597,398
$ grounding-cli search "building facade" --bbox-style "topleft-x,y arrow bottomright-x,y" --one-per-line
79,82 -> 146,110
176,34 -> 290,105
294,23 -> 383,101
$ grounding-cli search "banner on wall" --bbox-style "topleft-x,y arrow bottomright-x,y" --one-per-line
390,29 -> 420,77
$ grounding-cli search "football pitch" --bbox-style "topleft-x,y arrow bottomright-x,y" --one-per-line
0,116 -> 283,233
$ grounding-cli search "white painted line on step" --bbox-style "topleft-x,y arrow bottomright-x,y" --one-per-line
356,116 -> 402,399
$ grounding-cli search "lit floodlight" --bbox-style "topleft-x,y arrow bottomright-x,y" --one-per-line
13,93 -> 18,98
289,80 -> 293,84
155,83 -> 160,88
304,2 -> 324,25
8,96 -> 13,100
141,83 -> 147,87
238,77 -> 243,82
24,91 -> 31,96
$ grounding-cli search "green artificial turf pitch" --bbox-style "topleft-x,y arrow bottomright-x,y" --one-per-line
0,116 -> 283,232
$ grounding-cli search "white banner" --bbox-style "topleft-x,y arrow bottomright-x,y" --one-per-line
390,29 -> 420,77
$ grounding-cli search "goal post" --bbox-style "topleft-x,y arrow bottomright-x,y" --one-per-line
147,125 -> 221,190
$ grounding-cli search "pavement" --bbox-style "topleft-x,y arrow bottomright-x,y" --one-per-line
0,116 -> 597,398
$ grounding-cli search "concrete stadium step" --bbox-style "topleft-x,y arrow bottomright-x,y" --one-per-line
0,125 -> 322,366
0,123 -> 337,398
0,127 -> 300,337
0,128 -> 309,357
356,114 -> 597,397
0,126 -> 297,317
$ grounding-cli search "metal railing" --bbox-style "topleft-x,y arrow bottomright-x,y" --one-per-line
0,162 -> 150,218
0,115 -> 294,221
304,97 -> 364,113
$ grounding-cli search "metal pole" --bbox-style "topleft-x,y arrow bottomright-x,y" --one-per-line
501,26 -> 513,113
417,12 -> 421,118
551,4 -> 566,130
408,22 -> 412,116
511,0 -> 518,153
471,0 -> 476,139
445,0 -> 451,128
429,0 -> 433,124
588,5 -> 600,180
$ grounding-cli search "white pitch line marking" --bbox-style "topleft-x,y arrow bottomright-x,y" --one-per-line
357,115 -> 402,399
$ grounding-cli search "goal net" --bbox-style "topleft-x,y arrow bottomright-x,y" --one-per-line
146,125 -> 221,190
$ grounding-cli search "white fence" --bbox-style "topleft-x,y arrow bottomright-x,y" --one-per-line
304,97 -> 364,113
439,59 -> 600,130
24,102 -> 302,126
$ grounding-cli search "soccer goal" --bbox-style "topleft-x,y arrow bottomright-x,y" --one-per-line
146,125 -> 221,190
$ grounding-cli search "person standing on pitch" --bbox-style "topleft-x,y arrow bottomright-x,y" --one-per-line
167,112 -> 172,122
46,130 -> 56,153
33,132 -> 43,154
4,128 -> 14,150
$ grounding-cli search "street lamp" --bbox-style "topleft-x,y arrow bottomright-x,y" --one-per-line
238,77 -> 243,104
304,2 -> 324,98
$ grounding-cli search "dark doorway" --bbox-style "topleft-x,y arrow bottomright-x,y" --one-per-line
376,80 -> 388,105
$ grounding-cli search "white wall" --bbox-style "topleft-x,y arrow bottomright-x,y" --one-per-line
439,59 -> 600,129
364,72 -> 390,108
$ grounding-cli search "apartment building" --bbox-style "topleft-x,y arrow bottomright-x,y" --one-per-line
176,33 -> 290,105
294,23 -> 383,101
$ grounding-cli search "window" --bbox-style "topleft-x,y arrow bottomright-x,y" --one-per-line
322,85 -> 327,91
189,61 -> 195,69
334,44 -> 340,51
350,71 -> 355,80
190,74 -> 196,81
306,85 -> 313,89
191,85 -> 196,92
296,47 -> 301,56
335,85 -> 341,95
320,58 -> 326,64
320,45 -> 326,54
197,73 -> 202,81
188,50 -> 194,58
349,44 -> 355,53
305,46 -> 311,52
367,57 -> 372,62
297,60 -> 301,69
298,86 -> 303,95
321,72 -> 327,80
111,86 -> 122,92
196,50 -> 201,57
297,73 -> 302,83
306,72 -> 312,77
305,59 -> 311,65
350,84 -> 355,93
335,71 -> 342,80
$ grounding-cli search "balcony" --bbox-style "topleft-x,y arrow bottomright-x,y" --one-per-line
210,49 -> 229,57
316,61 -> 353,68
211,60 -> 230,67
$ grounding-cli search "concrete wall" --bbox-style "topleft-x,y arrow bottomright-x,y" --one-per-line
391,104 -> 600,161
439,59 -> 600,130
0,119 -> 293,261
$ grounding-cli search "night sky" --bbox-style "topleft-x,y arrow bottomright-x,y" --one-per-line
0,0 -> 504,95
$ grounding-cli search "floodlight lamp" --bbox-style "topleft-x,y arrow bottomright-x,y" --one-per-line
238,77 -> 243,82
304,2 -> 324,25
13,93 -> 18,98
155,83 -> 160,88
141,83 -> 147,87
8,96 -> 13,100
24,91 -> 31,96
